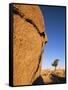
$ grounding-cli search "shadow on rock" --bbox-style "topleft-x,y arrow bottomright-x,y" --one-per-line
32,76 -> 45,85
51,73 -> 66,84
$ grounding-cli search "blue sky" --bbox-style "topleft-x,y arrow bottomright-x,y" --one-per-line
39,5 -> 66,69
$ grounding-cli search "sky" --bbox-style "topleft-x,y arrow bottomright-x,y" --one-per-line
39,5 -> 66,69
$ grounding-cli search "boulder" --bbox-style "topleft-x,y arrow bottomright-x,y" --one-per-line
12,4 -> 47,86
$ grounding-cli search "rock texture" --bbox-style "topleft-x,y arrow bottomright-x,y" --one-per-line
12,4 -> 47,86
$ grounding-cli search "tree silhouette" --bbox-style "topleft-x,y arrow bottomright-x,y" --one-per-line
52,59 -> 59,71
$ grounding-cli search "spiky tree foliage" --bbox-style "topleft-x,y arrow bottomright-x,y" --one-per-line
52,59 -> 59,71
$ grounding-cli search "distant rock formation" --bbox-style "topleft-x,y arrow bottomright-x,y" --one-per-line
41,69 -> 66,84
12,4 -> 47,86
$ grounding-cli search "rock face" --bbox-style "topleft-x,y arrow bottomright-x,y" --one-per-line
12,4 -> 47,86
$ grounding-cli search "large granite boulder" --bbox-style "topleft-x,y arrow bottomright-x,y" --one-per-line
12,4 -> 47,86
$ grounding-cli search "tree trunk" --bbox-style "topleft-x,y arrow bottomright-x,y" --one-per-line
54,66 -> 56,71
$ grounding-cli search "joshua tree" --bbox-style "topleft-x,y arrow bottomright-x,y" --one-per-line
52,59 -> 59,71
